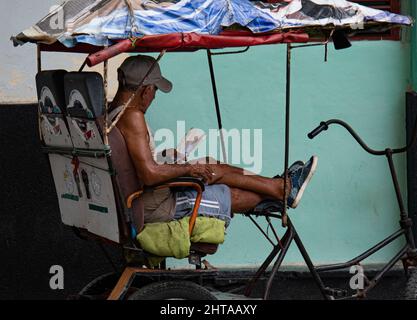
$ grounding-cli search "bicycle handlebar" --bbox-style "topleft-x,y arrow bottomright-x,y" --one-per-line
307,121 -> 329,139
308,118 -> 417,156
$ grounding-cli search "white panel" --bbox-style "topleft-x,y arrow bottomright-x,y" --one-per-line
41,115 -> 73,148
79,157 -> 120,243
66,117 -> 105,150
49,154 -> 120,243
49,154 -> 85,228
78,156 -> 110,172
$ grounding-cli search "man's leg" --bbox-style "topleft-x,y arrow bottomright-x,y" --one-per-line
230,187 -> 268,213
191,156 -> 287,200
214,171 -> 288,201
192,155 -> 318,208
191,156 -> 256,175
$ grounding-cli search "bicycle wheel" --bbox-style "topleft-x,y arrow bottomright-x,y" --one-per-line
404,269 -> 417,300
75,272 -> 120,300
128,280 -> 217,300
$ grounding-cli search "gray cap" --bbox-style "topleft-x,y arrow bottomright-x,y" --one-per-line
117,55 -> 172,93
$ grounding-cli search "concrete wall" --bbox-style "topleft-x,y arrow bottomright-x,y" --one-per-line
1,0 -> 53,103
161,41 -> 412,268
1,1 -> 414,273
0,0 -> 125,103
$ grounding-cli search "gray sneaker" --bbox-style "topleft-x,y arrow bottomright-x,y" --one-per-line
287,156 -> 318,209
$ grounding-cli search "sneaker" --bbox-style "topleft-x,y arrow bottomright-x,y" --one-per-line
287,156 -> 318,209
273,160 -> 304,179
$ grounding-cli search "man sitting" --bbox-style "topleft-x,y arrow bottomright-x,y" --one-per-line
109,55 -> 318,229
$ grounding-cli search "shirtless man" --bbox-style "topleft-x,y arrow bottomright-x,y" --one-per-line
109,55 -> 318,227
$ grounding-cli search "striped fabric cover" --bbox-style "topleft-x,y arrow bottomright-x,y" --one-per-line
13,0 -> 412,48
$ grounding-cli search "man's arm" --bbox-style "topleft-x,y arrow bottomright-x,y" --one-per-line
118,110 -> 213,186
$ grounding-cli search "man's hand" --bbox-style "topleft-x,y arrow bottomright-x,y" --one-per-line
188,164 -> 216,183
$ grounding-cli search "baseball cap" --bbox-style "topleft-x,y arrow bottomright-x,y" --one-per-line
117,55 -> 172,93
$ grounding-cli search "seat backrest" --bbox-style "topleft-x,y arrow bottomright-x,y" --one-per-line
36,70 -> 67,113
38,70 -> 144,244
65,72 -> 104,118
36,70 -> 72,147
64,72 -> 105,149
64,71 -> 144,241
54,72 -> 120,243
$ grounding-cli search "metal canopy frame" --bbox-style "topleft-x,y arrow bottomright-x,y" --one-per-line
36,37 -> 417,300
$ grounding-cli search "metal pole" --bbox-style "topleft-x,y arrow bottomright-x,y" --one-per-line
386,150 -> 407,218
103,57 -> 109,146
282,44 -> 292,227
244,228 -> 291,297
362,245 -> 409,297
37,44 -> 43,142
293,226 -> 330,300
79,60 -> 87,72
37,44 -> 42,73
386,150 -> 416,249
263,227 -> 294,299
315,228 -> 405,272
207,50 -> 227,163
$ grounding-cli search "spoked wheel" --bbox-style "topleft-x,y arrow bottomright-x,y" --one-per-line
404,269 -> 417,300
128,280 -> 217,300
74,272 -> 120,300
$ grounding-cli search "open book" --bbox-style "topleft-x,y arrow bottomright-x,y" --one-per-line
155,128 -> 206,164
176,128 -> 206,162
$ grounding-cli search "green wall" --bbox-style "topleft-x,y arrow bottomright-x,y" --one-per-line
145,36 -> 411,267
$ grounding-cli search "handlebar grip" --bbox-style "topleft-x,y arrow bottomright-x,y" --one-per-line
308,122 -> 328,139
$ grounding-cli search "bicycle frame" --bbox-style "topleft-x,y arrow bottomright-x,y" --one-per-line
243,116 -> 417,300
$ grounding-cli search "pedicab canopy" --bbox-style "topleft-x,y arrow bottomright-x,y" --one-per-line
12,0 -> 412,64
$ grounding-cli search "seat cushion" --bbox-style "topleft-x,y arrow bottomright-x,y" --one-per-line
137,216 -> 224,259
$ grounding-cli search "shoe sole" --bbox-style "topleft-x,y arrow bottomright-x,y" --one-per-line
290,155 -> 318,209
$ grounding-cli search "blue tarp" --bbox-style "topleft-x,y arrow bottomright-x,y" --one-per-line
13,0 -> 413,48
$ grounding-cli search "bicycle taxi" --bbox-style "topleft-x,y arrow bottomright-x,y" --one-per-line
12,0 -> 416,300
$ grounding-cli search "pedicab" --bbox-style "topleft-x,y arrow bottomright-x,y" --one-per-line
12,0 -> 417,300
